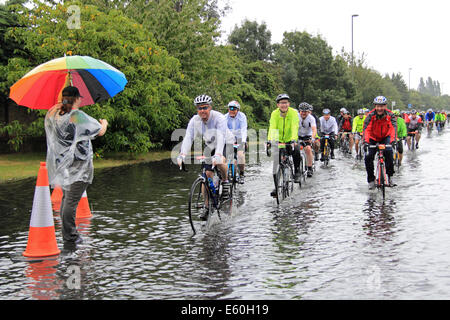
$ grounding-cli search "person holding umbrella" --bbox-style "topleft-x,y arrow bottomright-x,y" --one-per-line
45,86 -> 108,247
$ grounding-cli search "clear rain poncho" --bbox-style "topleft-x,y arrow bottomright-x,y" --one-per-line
45,105 -> 102,190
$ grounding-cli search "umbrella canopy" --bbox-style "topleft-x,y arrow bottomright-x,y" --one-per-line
9,55 -> 127,109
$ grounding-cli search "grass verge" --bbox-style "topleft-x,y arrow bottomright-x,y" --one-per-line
0,150 -> 173,184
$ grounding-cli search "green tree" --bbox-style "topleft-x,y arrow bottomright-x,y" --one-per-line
228,19 -> 273,62
3,1 -> 189,153
273,31 -> 355,114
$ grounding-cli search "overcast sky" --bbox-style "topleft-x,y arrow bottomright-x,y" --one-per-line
221,0 -> 450,95
3,0 -> 449,95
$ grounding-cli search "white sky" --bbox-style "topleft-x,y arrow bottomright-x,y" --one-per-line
2,0 -> 449,94
220,0 -> 450,95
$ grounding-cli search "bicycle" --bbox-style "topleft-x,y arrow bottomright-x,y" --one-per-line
321,135 -> 332,167
182,156 -> 230,235
227,143 -> 240,193
370,143 -> 392,200
436,121 -> 443,134
267,142 -> 296,205
339,132 -> 350,154
392,139 -> 400,171
408,131 -> 419,151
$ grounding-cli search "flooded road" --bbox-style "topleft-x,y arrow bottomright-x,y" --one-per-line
1,128 -> 450,300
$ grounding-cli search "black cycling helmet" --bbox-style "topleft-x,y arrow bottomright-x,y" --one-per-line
298,102 -> 311,111
276,93 -> 290,103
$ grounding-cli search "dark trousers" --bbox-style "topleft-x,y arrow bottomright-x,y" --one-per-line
271,143 -> 301,174
60,181 -> 89,242
364,138 -> 394,183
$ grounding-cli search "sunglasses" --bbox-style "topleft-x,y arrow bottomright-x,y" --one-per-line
197,106 -> 209,111
229,107 -> 239,111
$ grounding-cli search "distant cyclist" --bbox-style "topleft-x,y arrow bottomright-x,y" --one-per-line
177,95 -> 235,216
435,110 -> 446,131
363,96 -> 397,189
405,109 -> 423,149
225,100 -> 248,184
425,108 -> 435,131
352,108 -> 365,158
338,110 -> 354,154
297,102 -> 317,177
267,94 -> 300,196
393,110 -> 406,166
318,108 -> 338,161
307,104 -> 321,161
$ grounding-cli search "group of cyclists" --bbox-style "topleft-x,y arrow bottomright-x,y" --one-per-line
177,93 -> 448,212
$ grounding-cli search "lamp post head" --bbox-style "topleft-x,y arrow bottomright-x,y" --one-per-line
352,14 -> 359,18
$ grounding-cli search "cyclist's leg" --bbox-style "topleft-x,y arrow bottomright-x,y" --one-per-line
364,140 -> 376,183
383,138 -> 395,177
329,135 -> 336,158
397,139 -> 404,164
349,132 -> 354,153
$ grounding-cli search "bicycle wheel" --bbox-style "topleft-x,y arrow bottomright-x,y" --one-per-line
188,177 -> 212,235
324,144 -> 330,167
378,162 -> 386,200
286,164 -> 295,196
228,163 -> 237,193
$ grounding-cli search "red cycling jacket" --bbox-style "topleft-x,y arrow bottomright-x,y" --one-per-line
363,108 -> 397,143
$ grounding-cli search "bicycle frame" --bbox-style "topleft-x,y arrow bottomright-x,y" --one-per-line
272,142 -> 295,204
370,143 -> 391,199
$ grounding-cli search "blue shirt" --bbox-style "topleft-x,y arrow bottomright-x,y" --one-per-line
425,112 -> 435,121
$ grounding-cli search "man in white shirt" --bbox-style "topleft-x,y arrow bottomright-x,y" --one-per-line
225,100 -> 248,184
178,95 -> 235,209
319,108 -> 338,160
297,102 -> 317,177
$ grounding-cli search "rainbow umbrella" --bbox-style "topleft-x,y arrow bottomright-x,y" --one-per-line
9,55 -> 127,109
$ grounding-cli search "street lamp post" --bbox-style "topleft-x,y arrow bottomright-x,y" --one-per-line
351,14 -> 359,68
408,68 -> 412,91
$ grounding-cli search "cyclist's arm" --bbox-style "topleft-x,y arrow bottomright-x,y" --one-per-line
267,112 -> 278,142
240,113 -> 248,144
180,118 -> 196,156
291,110 -> 300,142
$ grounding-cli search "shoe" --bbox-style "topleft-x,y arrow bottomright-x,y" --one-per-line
239,175 -> 244,184
307,168 -> 313,177
388,176 -> 396,187
270,189 -> 277,197
416,143 -> 419,149
75,236 -> 83,245
199,208 -> 209,221
294,172 -> 301,183
368,181 -> 375,190
331,153 -> 335,159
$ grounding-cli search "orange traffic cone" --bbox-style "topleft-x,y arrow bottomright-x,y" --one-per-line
76,191 -> 92,218
23,162 -> 61,257
50,185 -> 63,211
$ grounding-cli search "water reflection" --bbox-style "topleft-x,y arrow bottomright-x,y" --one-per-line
363,196 -> 396,241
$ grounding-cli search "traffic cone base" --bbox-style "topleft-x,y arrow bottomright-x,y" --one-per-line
23,226 -> 60,257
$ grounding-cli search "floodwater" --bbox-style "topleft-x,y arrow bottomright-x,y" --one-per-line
1,128 -> 450,300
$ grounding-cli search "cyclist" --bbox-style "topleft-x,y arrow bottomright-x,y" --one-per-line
393,110 -> 406,166
318,108 -> 338,161
225,100 -> 248,184
307,104 -> 321,161
177,94 -> 234,218
297,102 -> 317,177
363,96 -> 397,189
267,93 -> 300,197
352,108 -> 365,158
337,108 -> 346,127
435,110 -> 446,131
338,110 -> 354,154
425,108 -> 435,132
405,109 -> 423,149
